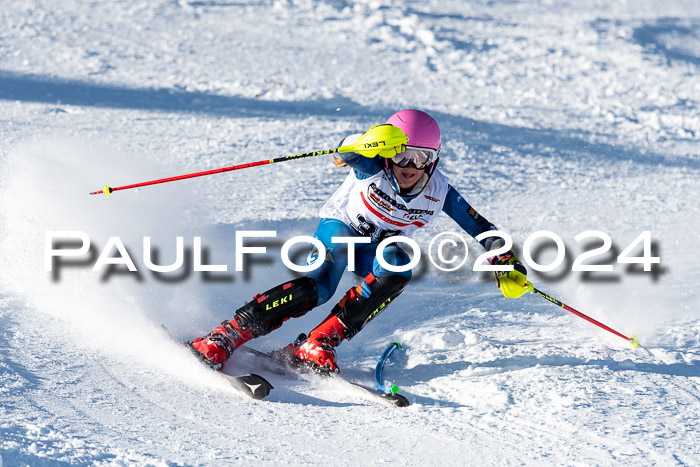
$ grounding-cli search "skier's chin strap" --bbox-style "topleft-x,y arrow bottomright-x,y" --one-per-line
383,158 -> 440,200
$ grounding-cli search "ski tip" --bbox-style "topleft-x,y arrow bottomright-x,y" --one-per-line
384,393 -> 410,407
222,373 -> 274,400
629,335 -> 640,348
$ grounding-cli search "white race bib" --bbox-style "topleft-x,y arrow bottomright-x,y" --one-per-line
320,169 -> 449,241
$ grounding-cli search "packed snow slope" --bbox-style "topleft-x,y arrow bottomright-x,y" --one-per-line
1,0 -> 699,465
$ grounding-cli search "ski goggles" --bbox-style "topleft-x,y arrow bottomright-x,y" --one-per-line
391,146 -> 439,169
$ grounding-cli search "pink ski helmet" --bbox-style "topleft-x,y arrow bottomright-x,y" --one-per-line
386,109 -> 441,151
383,109 -> 441,198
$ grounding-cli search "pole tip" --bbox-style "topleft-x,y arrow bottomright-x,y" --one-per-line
629,335 -> 640,348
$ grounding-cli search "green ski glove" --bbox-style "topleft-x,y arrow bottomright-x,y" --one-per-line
491,253 -> 533,299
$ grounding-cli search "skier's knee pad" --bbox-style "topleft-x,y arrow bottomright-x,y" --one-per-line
334,273 -> 409,340
235,277 -> 318,337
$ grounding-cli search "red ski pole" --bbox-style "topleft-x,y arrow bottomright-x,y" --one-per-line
89,149 -> 336,197
89,124 -> 408,197
531,287 -> 639,347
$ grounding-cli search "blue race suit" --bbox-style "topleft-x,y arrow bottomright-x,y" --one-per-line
307,151 -> 499,305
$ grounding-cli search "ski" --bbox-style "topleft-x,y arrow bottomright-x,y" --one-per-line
161,325 -> 273,400
219,373 -> 274,400
342,379 -> 410,407
240,345 -> 409,407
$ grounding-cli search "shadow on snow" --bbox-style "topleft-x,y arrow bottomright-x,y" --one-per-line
1,70 -> 695,171
0,70 -> 364,119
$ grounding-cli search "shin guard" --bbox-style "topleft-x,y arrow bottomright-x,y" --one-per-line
332,273 -> 409,340
235,276 -> 318,337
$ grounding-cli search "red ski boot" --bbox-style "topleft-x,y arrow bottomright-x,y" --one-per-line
289,312 -> 347,374
190,277 -> 319,370
285,272 -> 409,374
188,317 -> 252,371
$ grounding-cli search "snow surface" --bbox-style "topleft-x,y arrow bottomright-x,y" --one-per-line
1,0 -> 699,465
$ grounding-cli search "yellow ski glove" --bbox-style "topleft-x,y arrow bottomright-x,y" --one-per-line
491,254 -> 533,299
349,125 -> 407,159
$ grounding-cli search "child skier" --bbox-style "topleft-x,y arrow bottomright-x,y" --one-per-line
189,109 -> 532,374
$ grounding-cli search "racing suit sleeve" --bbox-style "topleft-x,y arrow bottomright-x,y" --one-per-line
442,184 -> 504,251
